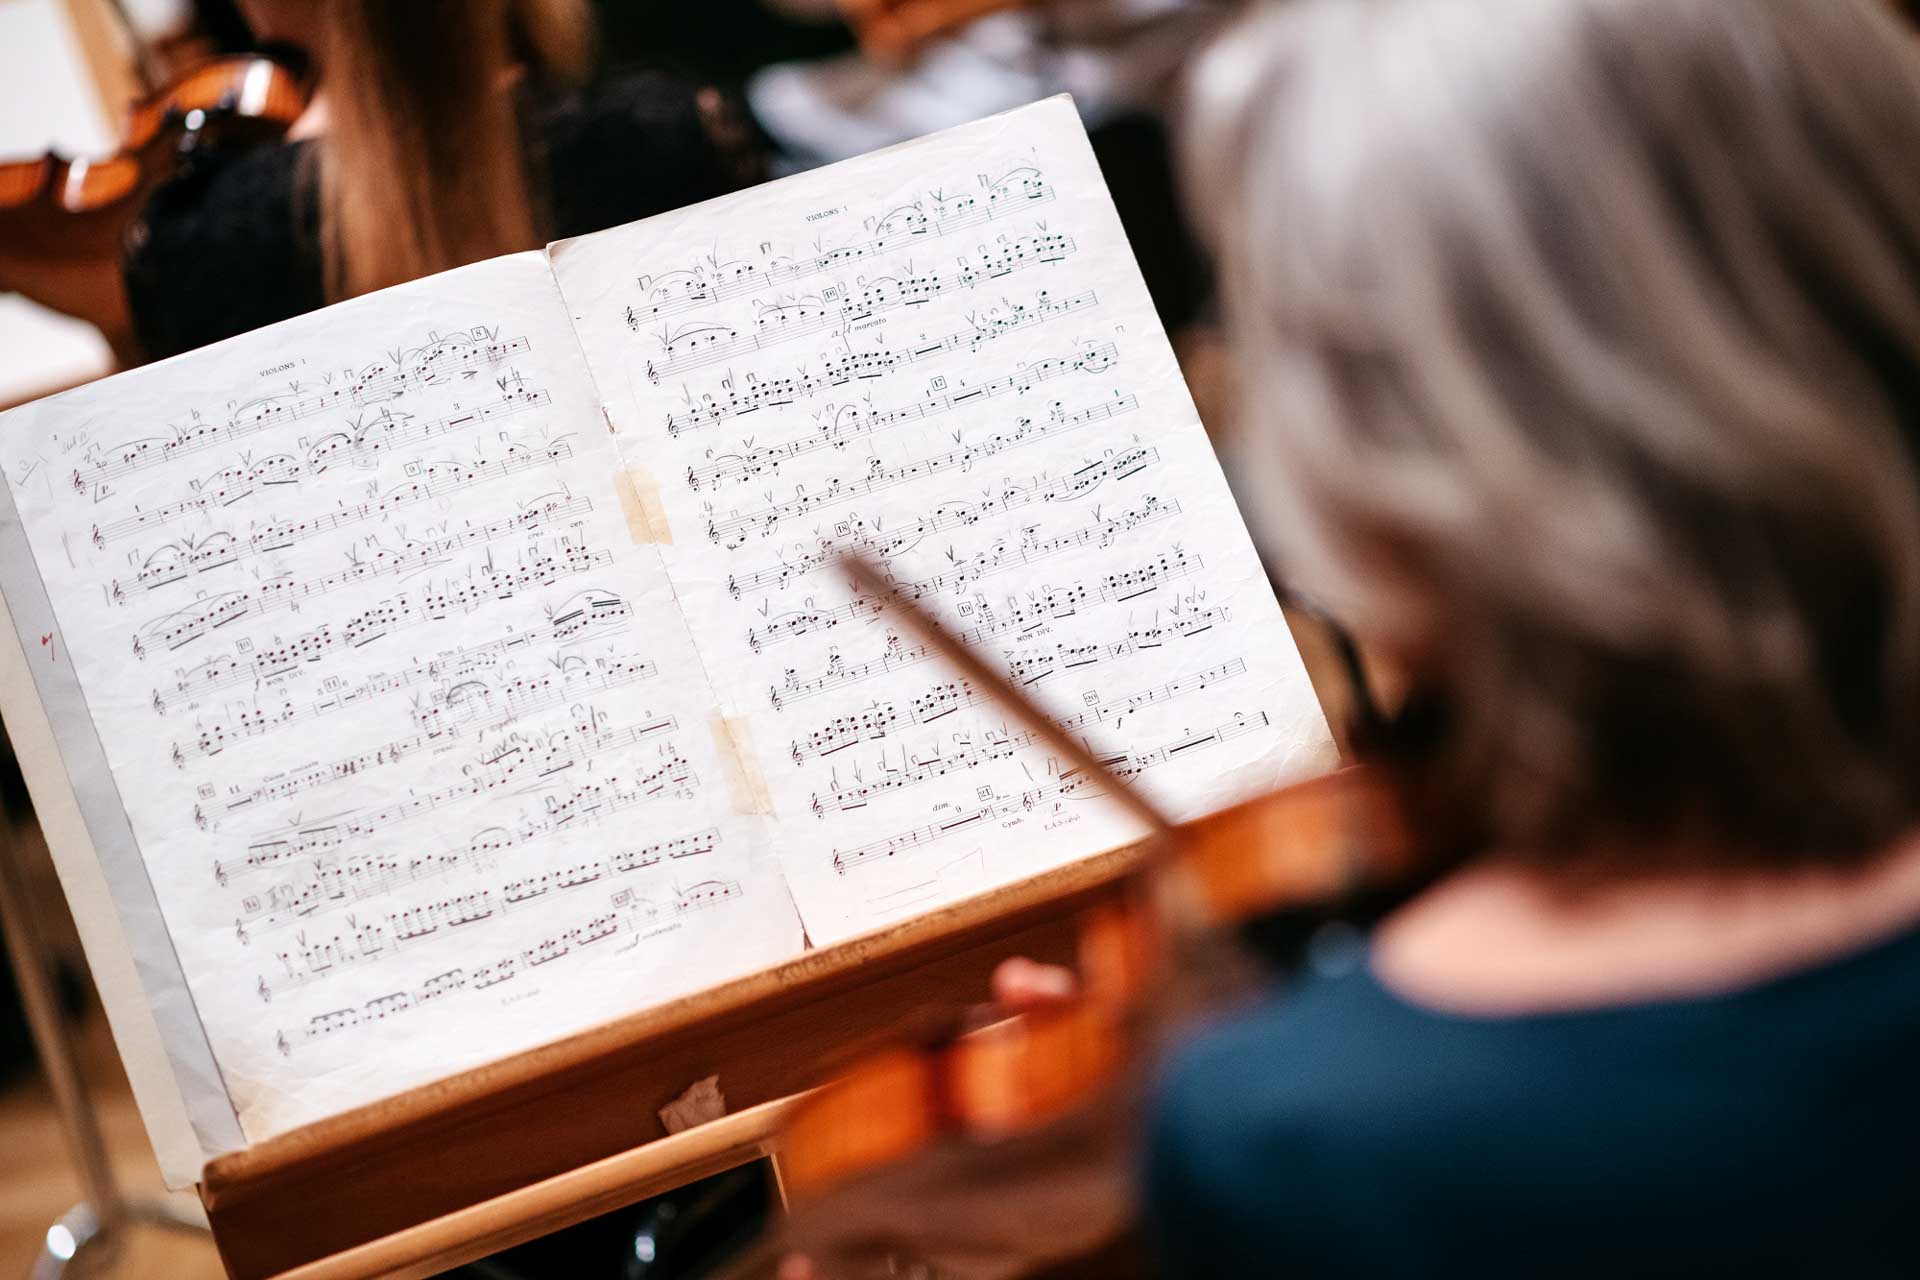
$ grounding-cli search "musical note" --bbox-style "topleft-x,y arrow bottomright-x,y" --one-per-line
675,339 -> 1121,445
789,658 -> 1249,764
154,585 -> 630,713
627,167 -> 1056,325
133,540 -> 613,658
100,437 -> 574,553
816,709 -> 1270,816
74,348 -> 540,486
642,235 -> 1078,381
704,394 -> 1139,547
276,876 -> 742,1047
214,706 -> 678,824
178,651 -> 656,762
747,545 -> 1199,651
233,767 -> 705,936
724,463 -> 1170,599
770,601 -> 1233,708
829,712 -> 1270,873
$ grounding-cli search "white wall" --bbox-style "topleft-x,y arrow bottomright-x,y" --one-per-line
0,0 -> 122,403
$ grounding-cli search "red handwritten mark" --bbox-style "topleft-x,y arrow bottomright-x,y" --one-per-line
40,633 -> 54,662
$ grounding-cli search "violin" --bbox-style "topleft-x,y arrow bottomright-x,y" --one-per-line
0,52 -> 310,361
730,555 -> 1426,1279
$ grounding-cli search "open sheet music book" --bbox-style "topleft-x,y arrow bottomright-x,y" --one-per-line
0,97 -> 1332,1186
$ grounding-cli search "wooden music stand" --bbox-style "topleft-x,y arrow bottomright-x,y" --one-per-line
195,608 -> 1358,1280
197,846 -> 1139,1280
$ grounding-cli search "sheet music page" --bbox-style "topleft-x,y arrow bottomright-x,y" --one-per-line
553,96 -> 1337,944
0,253 -> 802,1149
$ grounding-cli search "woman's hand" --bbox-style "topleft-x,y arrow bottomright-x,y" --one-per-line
775,957 -> 1080,1280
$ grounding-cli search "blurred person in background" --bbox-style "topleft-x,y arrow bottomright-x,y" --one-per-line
1122,0 -> 1920,1273
124,0 -> 766,359
747,0 -> 1222,331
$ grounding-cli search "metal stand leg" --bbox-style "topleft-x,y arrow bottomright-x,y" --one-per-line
0,821 -> 208,1279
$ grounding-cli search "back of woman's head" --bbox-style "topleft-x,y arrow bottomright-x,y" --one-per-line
1187,0 -> 1920,865
316,0 -> 593,299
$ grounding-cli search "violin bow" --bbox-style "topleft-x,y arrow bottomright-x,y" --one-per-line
840,552 -> 1180,843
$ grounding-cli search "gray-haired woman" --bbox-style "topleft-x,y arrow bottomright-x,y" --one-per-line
1143,0 -> 1920,1273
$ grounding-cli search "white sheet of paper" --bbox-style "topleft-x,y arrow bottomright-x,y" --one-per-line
553,96 -> 1337,944
0,252 -> 803,1164
0,97 -> 1334,1182
0,581 -> 215,1187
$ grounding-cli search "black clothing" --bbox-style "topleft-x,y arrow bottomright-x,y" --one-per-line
123,71 -> 758,360
1144,927 -> 1920,1278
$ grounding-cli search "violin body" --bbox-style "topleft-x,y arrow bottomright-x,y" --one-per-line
736,768 -> 1419,1279
0,54 -> 309,362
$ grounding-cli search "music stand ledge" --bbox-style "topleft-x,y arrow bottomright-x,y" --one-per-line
196,840 -> 1147,1280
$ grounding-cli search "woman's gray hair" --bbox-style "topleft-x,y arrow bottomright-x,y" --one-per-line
1186,0 -> 1920,861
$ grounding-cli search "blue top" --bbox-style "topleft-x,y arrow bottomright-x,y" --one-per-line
1142,925 -> 1920,1278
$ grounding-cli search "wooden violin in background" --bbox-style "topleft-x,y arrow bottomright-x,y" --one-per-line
0,52 -> 310,366
727,555 -> 1427,1280
836,0 -> 1051,61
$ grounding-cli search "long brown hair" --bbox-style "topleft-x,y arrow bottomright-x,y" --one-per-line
314,0 -> 592,300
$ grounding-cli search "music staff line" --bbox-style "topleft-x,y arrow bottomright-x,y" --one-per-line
275,878 -> 742,1052
261,860 -> 737,999
127,489 -> 590,618
73,334 -> 535,486
770,599 -> 1233,709
643,232 -> 1076,382
259,833 -> 717,992
627,166 -> 1055,324
724,450 -> 1168,598
813,701 -> 1269,815
95,387 -> 553,554
132,539 -> 612,658
829,710 -> 1268,875
662,287 -> 1099,429
154,585 -> 630,714
749,542 -> 1198,654
180,648 -> 656,764
106,437 -> 572,584
229,749 -> 694,899
790,656 -> 1250,765
230,712 -> 682,854
230,766 -> 707,938
706,391 -> 1138,546
682,342 -> 1119,490
745,502 -> 1185,651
